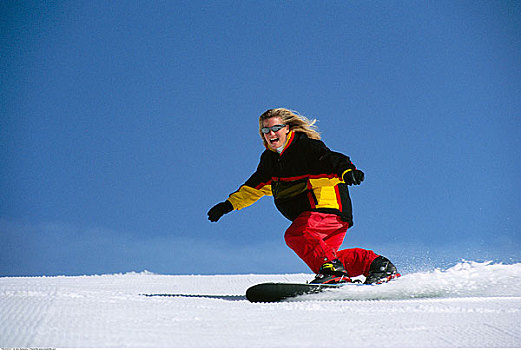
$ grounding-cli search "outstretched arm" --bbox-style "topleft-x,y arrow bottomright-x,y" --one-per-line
207,152 -> 273,222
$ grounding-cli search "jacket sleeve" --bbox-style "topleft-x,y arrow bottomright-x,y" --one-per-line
310,139 -> 357,179
227,152 -> 273,211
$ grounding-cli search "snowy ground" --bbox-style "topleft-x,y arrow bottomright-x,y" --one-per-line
1,261 -> 521,348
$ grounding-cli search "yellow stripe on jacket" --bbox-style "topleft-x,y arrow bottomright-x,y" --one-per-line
228,184 -> 272,211
309,177 -> 343,209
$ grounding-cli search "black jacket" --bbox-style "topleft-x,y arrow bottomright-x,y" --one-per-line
227,131 -> 358,225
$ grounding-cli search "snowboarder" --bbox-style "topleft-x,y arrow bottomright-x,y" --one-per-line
207,108 -> 398,284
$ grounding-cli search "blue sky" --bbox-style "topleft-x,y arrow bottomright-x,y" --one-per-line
1,1 -> 520,276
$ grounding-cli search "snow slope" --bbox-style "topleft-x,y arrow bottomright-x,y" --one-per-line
1,261 -> 521,347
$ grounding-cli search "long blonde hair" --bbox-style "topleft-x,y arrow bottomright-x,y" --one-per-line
258,108 -> 321,148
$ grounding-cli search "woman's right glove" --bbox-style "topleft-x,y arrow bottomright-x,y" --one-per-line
207,200 -> 233,222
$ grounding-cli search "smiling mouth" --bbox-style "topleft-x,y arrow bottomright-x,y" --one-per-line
269,138 -> 280,145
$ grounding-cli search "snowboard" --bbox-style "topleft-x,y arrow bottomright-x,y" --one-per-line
246,282 -> 343,302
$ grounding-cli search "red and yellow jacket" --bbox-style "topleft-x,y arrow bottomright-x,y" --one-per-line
227,131 -> 357,225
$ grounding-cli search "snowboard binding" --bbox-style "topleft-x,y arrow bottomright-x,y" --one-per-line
364,256 -> 400,284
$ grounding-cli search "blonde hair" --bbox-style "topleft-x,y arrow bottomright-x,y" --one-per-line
258,108 -> 320,148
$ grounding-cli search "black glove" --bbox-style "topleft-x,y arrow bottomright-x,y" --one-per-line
207,200 -> 233,222
343,169 -> 365,186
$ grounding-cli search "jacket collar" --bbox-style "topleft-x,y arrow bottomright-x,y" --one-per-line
266,130 -> 295,155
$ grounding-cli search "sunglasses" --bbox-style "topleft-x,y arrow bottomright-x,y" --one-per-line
261,124 -> 287,134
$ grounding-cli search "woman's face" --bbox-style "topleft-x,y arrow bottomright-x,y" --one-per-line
262,116 -> 289,150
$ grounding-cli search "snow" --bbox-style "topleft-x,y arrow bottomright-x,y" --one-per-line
1,261 -> 521,347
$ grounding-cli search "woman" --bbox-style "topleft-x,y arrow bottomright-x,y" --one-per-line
208,108 -> 398,284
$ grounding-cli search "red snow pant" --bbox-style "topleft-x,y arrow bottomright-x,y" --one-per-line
284,211 -> 379,277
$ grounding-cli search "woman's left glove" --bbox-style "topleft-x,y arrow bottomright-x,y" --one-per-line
207,200 -> 233,222
343,169 -> 365,186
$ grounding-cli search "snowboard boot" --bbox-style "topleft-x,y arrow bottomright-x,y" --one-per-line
310,259 -> 351,284
364,256 -> 400,284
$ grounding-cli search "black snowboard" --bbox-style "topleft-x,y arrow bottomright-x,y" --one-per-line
246,282 -> 342,302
